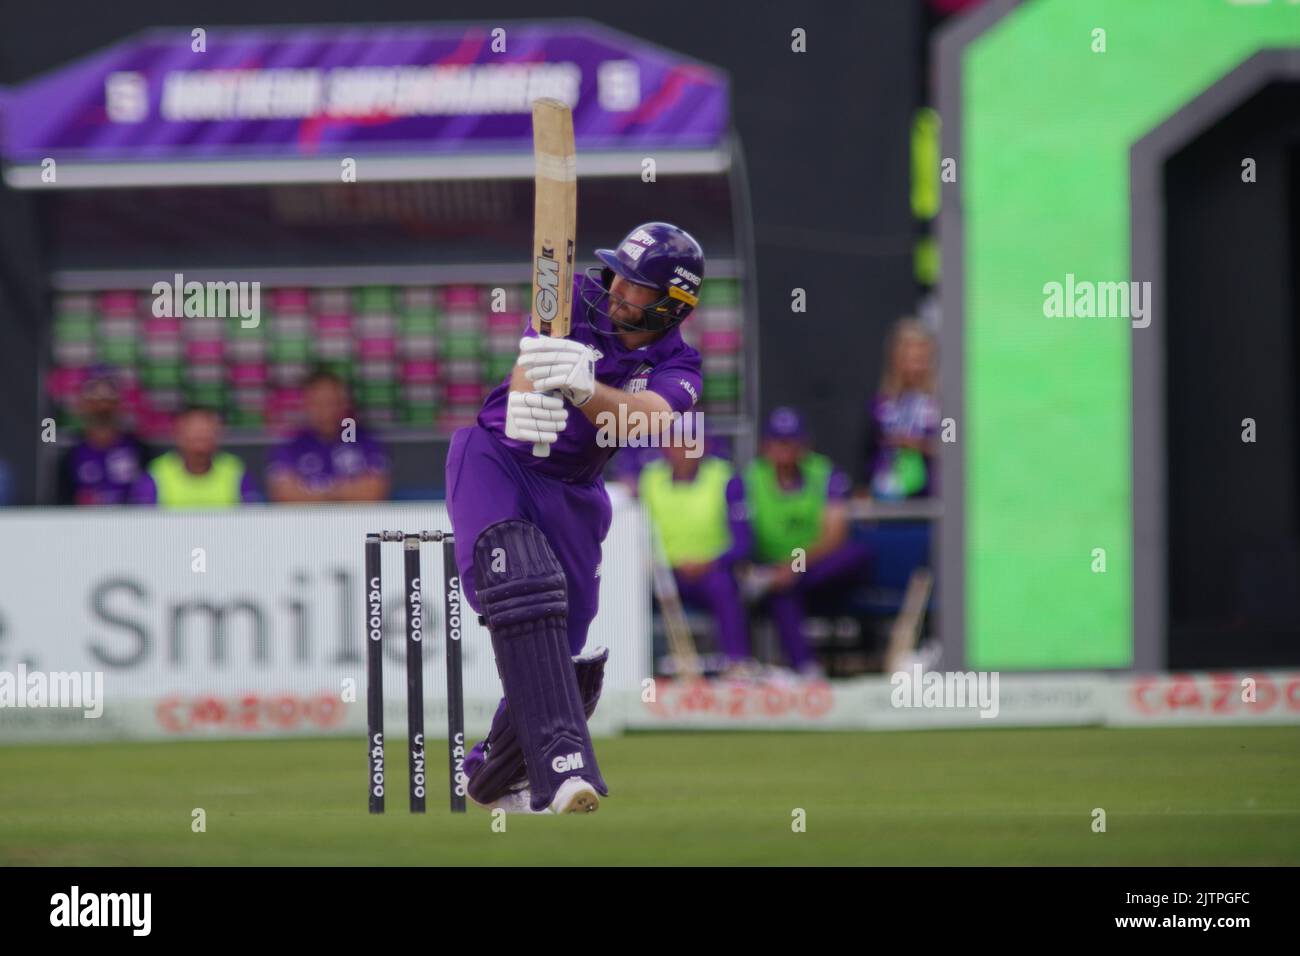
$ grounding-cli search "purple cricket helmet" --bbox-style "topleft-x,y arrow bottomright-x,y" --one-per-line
580,222 -> 705,335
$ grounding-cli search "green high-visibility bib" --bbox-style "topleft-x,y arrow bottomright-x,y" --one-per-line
744,453 -> 832,563
639,457 -> 733,565
149,451 -> 244,509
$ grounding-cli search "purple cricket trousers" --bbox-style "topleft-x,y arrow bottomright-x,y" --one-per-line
767,541 -> 871,669
446,426 -> 614,787
445,425 -> 612,656
674,562 -> 751,662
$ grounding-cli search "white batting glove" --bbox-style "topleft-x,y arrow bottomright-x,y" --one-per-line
517,336 -> 597,407
504,390 -> 568,445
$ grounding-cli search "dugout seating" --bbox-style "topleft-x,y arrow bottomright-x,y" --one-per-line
651,519 -> 934,676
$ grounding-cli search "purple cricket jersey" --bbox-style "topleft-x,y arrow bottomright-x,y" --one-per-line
60,434 -> 149,506
868,391 -> 939,498
267,428 -> 389,492
447,272 -> 703,651
476,273 -> 703,483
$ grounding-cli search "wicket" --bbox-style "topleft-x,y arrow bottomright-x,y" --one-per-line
365,530 -> 466,814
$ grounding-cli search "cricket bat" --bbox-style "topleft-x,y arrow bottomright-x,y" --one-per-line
528,98 -> 577,458
883,567 -> 933,674
649,525 -> 702,679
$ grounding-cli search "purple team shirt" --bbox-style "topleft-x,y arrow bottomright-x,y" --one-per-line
478,273 -> 703,484
60,435 -> 148,505
268,429 -> 389,492
868,391 -> 939,497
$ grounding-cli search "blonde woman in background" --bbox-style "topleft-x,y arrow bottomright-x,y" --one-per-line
865,318 -> 940,499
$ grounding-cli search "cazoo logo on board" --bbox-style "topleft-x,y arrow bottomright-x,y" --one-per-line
156,691 -> 344,734
1129,673 -> 1300,718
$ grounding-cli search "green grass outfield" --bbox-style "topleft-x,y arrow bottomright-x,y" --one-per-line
2,726 -> 1298,865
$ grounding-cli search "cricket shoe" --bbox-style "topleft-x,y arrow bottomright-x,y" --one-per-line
720,658 -> 764,683
762,664 -> 809,687
478,782 -> 551,815
549,776 -> 601,815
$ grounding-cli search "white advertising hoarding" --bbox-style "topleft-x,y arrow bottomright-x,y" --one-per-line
627,671 -> 1300,731
4,498 -> 1297,741
0,500 -> 650,742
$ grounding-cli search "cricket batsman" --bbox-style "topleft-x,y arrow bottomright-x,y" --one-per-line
446,222 -> 705,814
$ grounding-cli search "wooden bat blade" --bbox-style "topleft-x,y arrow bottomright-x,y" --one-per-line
528,98 -> 576,458
530,98 -> 576,341
649,526 -> 702,678
884,568 -> 933,675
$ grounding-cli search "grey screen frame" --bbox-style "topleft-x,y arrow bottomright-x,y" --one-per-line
935,0 -> 1023,671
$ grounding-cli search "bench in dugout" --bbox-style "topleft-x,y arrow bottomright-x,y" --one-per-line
651,520 -> 935,677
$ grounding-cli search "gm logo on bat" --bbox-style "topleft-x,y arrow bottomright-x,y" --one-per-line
534,249 -> 560,323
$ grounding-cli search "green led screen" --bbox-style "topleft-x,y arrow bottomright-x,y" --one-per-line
955,0 -> 1300,668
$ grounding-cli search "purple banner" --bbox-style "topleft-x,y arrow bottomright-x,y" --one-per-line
0,22 -> 729,163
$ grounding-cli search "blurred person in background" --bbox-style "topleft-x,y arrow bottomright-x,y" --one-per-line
130,406 -> 259,508
57,367 -> 150,506
609,442 -> 665,492
744,407 -> 869,678
637,432 -> 756,676
267,370 -> 390,503
864,318 -> 940,499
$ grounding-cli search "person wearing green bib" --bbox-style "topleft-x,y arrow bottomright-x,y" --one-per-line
638,439 -> 753,671
744,407 -> 869,676
130,407 -> 260,508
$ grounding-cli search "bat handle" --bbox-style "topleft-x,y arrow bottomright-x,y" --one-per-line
531,387 -> 556,457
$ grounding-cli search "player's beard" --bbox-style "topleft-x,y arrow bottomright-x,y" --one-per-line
581,279 -> 674,337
